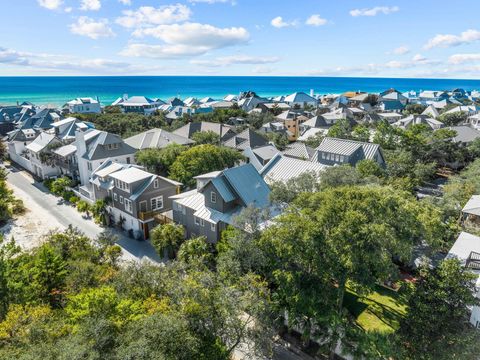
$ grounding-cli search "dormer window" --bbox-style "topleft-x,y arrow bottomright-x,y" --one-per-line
106,143 -> 119,150
211,191 -> 217,203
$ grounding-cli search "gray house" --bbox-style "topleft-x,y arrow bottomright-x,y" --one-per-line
171,164 -> 271,243
124,128 -> 193,150
312,137 -> 385,167
92,163 -> 182,239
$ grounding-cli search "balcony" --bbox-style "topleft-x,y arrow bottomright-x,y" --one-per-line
138,210 -> 173,224
466,251 -> 480,270
138,210 -> 161,222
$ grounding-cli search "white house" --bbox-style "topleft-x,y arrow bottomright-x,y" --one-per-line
75,128 -> 137,199
446,231 -> 480,329
284,92 -> 318,108
64,98 -> 101,114
25,132 -> 62,179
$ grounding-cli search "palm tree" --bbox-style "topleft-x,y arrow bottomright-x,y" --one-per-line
76,200 -> 91,218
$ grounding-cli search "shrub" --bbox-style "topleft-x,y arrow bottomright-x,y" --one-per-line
69,196 -> 80,205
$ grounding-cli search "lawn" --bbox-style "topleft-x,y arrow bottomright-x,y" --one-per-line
344,284 -> 408,333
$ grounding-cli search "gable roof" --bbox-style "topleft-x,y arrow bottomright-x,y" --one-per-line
447,126 -> 480,143
83,131 -> 136,161
222,164 -> 270,207
462,195 -> 480,216
393,115 -> 443,130
315,137 -> 382,159
173,121 -> 234,140
282,141 -> 315,160
447,232 -> 480,267
125,128 -> 193,150
252,145 -> 280,162
421,104 -> 440,118
222,128 -> 269,150
25,132 -> 56,153
284,92 -> 317,104
260,154 -> 328,184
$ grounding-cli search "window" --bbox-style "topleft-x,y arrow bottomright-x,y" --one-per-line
113,193 -> 118,201
194,216 -> 200,225
339,155 -> 345,162
200,218 -> 204,227
321,152 -> 326,159
211,223 -> 216,232
151,196 -> 164,211
126,157 -> 131,164
87,162 -> 92,171
335,154 -> 340,162
120,196 -> 123,204
124,199 -> 132,213
210,191 -> 217,203
153,179 -> 159,189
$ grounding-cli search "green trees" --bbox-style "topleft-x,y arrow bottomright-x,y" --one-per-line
258,186 -> 444,358
398,259 -> 480,359
439,111 -> 468,126
191,130 -> 220,145
169,144 -> 244,187
135,143 -> 187,175
91,199 -> 108,225
403,104 -> 427,115
264,131 -> 289,150
327,118 -> 352,139
76,200 -> 91,218
0,139 -> 6,160
150,223 -> 185,259
74,112 -> 169,138
0,171 -> 24,225
0,226 -> 272,360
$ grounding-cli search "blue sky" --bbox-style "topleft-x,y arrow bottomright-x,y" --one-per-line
1,0 -> 480,77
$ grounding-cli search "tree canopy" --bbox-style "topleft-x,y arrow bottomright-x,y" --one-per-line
169,144 -> 244,187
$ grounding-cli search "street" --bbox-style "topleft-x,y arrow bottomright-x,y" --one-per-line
3,164 -> 160,263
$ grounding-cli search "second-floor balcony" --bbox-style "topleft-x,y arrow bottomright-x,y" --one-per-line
138,210 -> 173,224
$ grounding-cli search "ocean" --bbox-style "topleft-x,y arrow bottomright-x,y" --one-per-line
1,76 -> 480,106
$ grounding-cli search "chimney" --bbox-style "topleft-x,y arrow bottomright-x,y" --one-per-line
75,127 -> 87,159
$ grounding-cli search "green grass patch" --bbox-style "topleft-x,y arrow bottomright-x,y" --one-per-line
344,284 -> 408,334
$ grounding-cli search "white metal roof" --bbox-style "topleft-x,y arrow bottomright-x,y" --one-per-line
260,154 -> 328,184
109,167 -> 152,183
462,195 -> 480,216
447,232 -> 480,266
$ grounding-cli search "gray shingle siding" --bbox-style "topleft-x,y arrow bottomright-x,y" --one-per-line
172,206 -> 224,243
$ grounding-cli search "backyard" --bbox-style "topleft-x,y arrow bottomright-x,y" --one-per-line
344,284 -> 409,333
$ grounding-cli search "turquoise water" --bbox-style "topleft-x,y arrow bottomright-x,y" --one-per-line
1,76 -> 480,106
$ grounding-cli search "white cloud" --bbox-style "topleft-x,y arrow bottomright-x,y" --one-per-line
0,46 -> 162,74
412,53 -> 427,62
448,53 -> 480,64
118,0 -> 131,4
191,55 -> 280,67
305,14 -> 327,27
350,6 -> 399,17
120,44 -> 210,58
392,46 -> 409,55
128,22 -> 249,58
37,0 -> 63,10
116,4 -> 192,28
188,0 -> 233,3
271,16 -> 297,28
424,29 -> 480,49
80,0 -> 101,11
70,17 -> 115,39
252,66 -> 273,74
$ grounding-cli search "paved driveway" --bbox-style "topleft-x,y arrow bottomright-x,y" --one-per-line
3,164 -> 160,263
